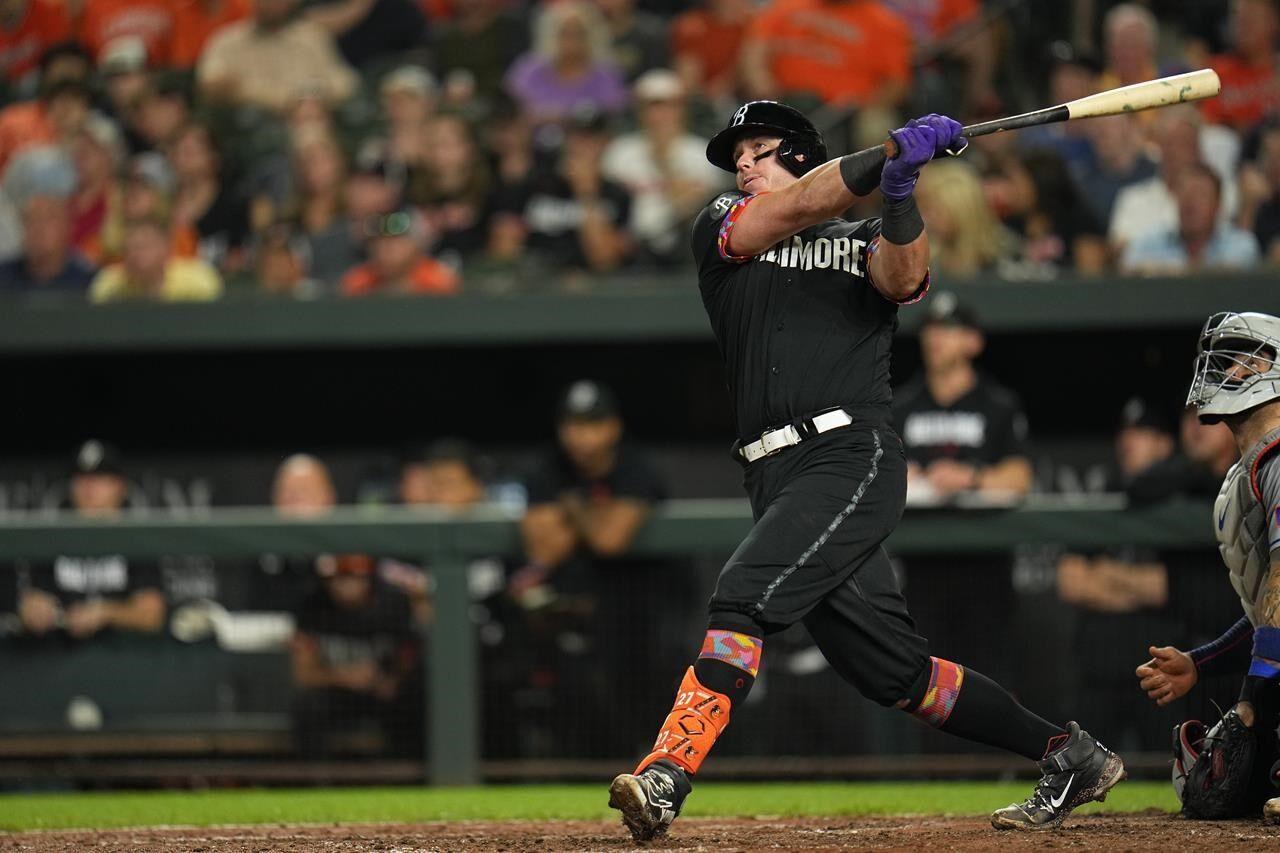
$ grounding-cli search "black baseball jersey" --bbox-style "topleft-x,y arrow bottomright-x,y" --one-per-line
691,190 -> 926,442
891,374 -> 1030,467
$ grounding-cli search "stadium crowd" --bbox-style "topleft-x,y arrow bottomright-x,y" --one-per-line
0,0 -> 1277,297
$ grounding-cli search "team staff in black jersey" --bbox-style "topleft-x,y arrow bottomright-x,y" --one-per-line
894,293 -> 1032,503
607,101 -> 1125,839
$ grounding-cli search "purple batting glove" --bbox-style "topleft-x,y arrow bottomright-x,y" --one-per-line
880,124 -> 938,201
910,113 -> 967,157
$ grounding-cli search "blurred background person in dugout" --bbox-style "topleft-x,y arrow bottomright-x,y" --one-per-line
516,379 -> 689,758
17,441 -> 166,641
893,293 -> 1032,504
290,553 -> 423,758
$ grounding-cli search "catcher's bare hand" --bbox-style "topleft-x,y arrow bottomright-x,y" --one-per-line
1135,645 -> 1197,706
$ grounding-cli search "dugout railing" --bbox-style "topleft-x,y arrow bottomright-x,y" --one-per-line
0,497 -> 1217,786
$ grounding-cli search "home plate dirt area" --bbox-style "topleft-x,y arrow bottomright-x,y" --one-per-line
2,813 -> 1279,852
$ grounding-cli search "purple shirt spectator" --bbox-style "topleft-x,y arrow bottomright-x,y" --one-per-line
505,0 -> 628,140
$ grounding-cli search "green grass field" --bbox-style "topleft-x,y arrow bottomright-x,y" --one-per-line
0,781 -> 1178,832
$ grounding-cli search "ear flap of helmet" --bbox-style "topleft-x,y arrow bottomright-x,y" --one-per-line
777,131 -> 828,177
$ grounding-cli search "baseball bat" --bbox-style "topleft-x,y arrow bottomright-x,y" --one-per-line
881,68 -> 1221,159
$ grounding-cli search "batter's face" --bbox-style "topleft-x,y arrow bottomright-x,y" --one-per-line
733,134 -> 794,194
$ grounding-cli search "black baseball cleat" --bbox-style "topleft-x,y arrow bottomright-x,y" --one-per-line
608,759 -> 692,841
990,722 -> 1127,831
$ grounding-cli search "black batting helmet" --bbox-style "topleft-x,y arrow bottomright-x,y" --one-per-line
706,101 -> 828,177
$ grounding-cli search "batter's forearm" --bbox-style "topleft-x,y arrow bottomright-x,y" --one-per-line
868,233 -> 928,300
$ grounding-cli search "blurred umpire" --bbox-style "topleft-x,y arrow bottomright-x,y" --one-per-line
608,102 -> 1125,839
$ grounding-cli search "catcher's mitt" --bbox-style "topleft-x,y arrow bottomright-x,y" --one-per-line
1176,709 -> 1263,819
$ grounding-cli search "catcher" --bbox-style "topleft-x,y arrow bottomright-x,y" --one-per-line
1136,311 -> 1280,821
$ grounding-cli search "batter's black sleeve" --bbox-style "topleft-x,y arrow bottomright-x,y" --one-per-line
691,190 -> 750,293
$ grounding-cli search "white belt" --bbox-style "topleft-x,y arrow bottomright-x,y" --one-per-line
739,409 -> 854,463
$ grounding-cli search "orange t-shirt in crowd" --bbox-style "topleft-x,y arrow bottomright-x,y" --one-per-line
0,0 -> 71,84
0,100 -> 54,172
78,0 -> 174,62
747,0 -> 913,105
670,9 -> 748,91
341,257 -> 460,296
883,0 -> 976,41
1201,54 -> 1280,131
166,0 -> 250,69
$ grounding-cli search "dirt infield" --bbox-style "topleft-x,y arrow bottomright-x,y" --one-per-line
3,814 -> 1280,852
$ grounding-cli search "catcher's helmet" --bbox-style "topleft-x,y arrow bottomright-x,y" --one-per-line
705,100 -> 828,178
1186,311 -> 1280,423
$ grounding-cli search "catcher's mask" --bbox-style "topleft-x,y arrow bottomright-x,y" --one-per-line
1186,311 -> 1280,424
706,100 -> 828,178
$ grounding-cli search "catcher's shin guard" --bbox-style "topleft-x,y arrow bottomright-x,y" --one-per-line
636,667 -> 732,776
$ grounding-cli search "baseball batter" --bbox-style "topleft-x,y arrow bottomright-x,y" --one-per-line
607,101 -> 1126,839
1136,311 -> 1280,821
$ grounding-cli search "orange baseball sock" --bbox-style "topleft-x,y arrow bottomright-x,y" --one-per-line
635,667 -> 732,776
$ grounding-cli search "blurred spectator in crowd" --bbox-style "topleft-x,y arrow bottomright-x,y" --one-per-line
117,152 -> 183,246
0,0 -> 71,93
89,215 -> 223,301
491,109 -> 632,275
290,552 -> 422,758
986,147 -> 1107,274
0,76 -> 89,171
399,438 -> 484,510
505,1 -> 628,138
739,0 -> 911,116
17,440 -> 166,640
251,223 -> 318,295
273,453 -> 337,516
168,122 -> 249,272
484,94 -> 537,194
516,379 -> 673,756
915,159 -> 1015,277
1240,122 -> 1280,260
69,114 -> 126,264
0,193 -> 95,292
304,0 -> 425,69
130,75 -> 194,154
1201,0 -> 1280,132
884,0 -> 997,117
287,129 -> 358,286
1018,42 -> 1102,172
893,293 -> 1032,503
601,69 -> 723,267
1100,3 -> 1158,90
340,207 -> 459,295
380,65 -> 436,177
167,0 -> 251,69
197,0 -> 357,114
430,0 -> 527,107
413,111 -> 492,262
1071,114 -> 1156,229
96,37 -> 150,140
1109,106 -> 1238,251
1120,162 -> 1260,273
669,0 -> 749,106
79,0 -> 173,65
595,0 -> 666,82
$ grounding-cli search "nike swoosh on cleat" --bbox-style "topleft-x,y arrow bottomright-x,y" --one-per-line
1049,774 -> 1075,810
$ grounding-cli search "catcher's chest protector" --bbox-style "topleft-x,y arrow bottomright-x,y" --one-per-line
1215,425 -> 1280,625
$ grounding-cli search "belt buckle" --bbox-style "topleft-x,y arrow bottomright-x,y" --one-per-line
759,425 -> 799,456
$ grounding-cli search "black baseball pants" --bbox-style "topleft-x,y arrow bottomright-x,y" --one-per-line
708,423 -> 931,707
